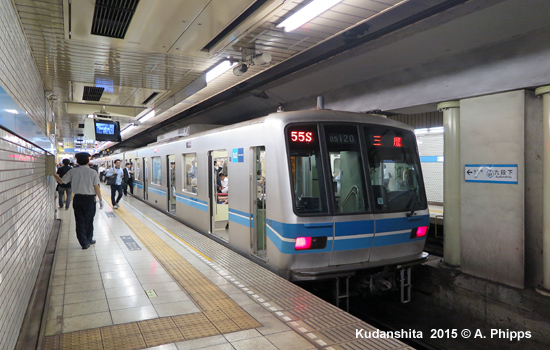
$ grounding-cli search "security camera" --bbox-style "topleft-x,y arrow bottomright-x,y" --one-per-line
233,63 -> 248,76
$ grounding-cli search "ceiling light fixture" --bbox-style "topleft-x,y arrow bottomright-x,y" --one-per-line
277,0 -> 343,32
121,124 -> 136,135
206,60 -> 237,83
4,109 -> 18,114
138,110 -> 155,123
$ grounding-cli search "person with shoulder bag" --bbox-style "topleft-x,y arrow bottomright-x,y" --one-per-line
105,159 -> 124,208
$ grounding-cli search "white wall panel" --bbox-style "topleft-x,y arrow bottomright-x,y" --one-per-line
460,91 -> 525,288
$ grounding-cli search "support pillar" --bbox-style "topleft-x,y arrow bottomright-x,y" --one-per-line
437,101 -> 461,268
535,86 -> 550,293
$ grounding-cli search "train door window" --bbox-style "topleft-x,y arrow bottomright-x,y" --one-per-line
183,153 -> 197,194
211,150 -> 229,240
152,156 -> 162,185
324,124 -> 368,214
134,158 -> 140,181
252,146 -> 266,258
143,158 -> 148,201
286,124 -> 328,215
167,154 -> 176,214
364,126 -> 427,213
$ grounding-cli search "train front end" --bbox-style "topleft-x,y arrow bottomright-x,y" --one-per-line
273,112 -> 429,289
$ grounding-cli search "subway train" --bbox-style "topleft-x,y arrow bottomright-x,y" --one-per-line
93,109 -> 429,299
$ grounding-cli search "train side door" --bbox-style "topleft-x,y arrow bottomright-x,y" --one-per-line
251,147 -> 266,258
208,150 -> 229,241
167,154 -> 176,214
143,158 -> 148,201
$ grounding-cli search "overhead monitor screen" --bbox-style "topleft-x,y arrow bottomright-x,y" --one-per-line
94,120 -> 121,142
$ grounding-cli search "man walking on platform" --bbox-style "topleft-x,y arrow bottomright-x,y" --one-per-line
56,158 -> 72,209
105,159 -> 124,208
54,152 -> 103,249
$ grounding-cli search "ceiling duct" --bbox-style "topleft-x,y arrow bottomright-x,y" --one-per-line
82,86 -> 105,101
142,92 -> 160,105
91,0 -> 140,39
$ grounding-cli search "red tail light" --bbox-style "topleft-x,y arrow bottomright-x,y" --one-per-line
412,226 -> 428,238
295,237 -> 312,250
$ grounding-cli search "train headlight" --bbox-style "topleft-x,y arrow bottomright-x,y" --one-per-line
295,237 -> 312,250
411,226 -> 428,239
295,236 -> 327,250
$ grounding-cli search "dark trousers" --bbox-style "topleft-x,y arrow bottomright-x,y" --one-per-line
58,187 -> 72,208
111,184 -> 123,205
73,195 -> 96,247
124,179 -> 134,195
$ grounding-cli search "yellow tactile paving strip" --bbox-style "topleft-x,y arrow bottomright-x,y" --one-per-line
43,191 -> 261,350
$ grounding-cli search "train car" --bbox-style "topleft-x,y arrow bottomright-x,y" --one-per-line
95,109 -> 429,301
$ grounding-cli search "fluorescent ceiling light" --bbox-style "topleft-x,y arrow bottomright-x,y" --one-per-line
414,128 -> 428,135
139,110 -> 155,123
4,109 -> 18,114
206,60 -> 237,83
429,126 -> 445,134
121,124 -> 136,135
58,142 -> 63,146
277,0 -> 343,32
87,114 -> 94,118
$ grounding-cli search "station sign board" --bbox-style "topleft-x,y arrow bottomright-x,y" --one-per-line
464,164 -> 518,184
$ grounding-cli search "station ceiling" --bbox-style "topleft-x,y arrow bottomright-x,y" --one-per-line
11,0 -> 549,153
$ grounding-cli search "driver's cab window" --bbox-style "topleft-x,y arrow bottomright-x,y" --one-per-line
286,124 -> 328,215
365,127 -> 426,213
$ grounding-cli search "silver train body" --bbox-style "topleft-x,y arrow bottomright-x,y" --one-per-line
93,110 -> 430,281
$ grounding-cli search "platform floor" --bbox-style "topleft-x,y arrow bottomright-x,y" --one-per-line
42,185 -> 414,350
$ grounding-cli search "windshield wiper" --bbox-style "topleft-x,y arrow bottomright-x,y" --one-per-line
406,191 -> 417,217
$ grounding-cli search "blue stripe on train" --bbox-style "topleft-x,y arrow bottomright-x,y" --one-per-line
148,187 -> 166,196
164,191 -> 429,254
229,208 -> 252,228
265,215 -> 429,254
175,193 -> 208,212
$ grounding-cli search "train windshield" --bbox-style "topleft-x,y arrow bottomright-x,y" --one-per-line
287,124 -> 329,214
325,124 -> 368,214
286,122 -> 426,216
365,126 -> 426,213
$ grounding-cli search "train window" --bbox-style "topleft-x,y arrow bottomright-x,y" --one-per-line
134,158 -> 140,180
286,124 -> 328,215
324,124 -> 368,214
183,153 -> 197,193
152,156 -> 162,185
365,127 -> 427,213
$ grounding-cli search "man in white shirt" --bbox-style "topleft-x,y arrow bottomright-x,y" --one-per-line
98,164 -> 106,182
219,173 -> 228,193
105,159 -> 124,209
54,152 -> 103,249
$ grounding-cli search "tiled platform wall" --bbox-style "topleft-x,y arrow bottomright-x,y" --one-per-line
0,128 -> 56,349
0,1 -> 56,349
0,0 -> 52,134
